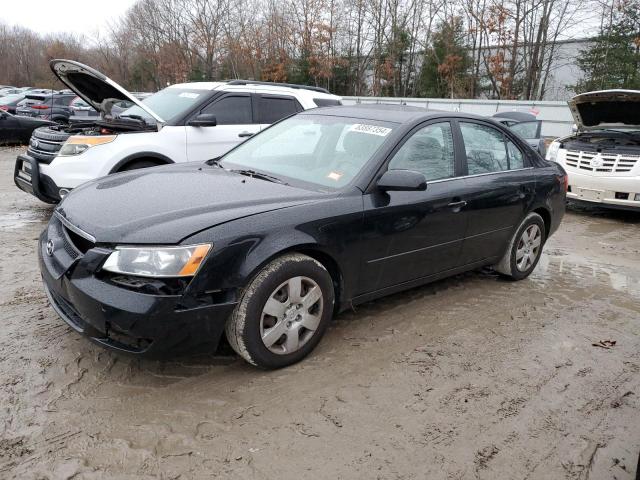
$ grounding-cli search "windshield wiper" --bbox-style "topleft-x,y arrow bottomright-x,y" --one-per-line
206,157 -> 222,167
231,169 -> 288,185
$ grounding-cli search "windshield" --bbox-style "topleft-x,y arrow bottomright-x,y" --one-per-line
220,115 -> 395,189
118,87 -> 205,122
509,121 -> 539,139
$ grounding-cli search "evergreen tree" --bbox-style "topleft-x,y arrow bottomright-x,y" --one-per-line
417,17 -> 473,98
576,0 -> 640,91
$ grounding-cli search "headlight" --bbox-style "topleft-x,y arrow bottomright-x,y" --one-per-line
102,244 -> 212,278
58,135 -> 117,156
546,140 -> 561,161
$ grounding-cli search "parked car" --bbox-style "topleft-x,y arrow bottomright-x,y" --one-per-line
0,93 -> 27,114
15,59 -> 342,203
15,92 -> 76,123
38,105 -> 567,367
0,87 -> 24,97
0,111 -> 54,145
67,94 -> 150,124
493,111 -> 545,155
546,89 -> 640,210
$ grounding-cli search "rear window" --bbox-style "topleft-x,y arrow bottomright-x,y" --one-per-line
25,95 -> 47,103
313,98 -> 342,107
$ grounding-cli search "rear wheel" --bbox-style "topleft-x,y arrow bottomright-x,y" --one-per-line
494,212 -> 546,280
225,253 -> 334,369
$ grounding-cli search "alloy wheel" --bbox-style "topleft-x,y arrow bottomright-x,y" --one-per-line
515,224 -> 542,272
260,276 -> 324,355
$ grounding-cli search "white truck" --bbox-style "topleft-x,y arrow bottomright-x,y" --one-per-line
546,89 -> 640,211
14,60 -> 341,203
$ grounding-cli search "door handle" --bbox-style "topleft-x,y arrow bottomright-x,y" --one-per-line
447,200 -> 467,210
238,132 -> 254,138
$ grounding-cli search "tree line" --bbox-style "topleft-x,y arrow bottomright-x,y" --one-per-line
0,0 -> 636,100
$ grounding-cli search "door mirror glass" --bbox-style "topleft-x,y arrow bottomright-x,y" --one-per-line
188,114 -> 217,127
377,170 -> 427,192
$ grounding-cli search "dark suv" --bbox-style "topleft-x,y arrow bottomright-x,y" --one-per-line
15,93 -> 76,123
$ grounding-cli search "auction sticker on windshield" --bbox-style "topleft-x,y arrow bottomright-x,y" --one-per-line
179,92 -> 200,99
348,124 -> 392,136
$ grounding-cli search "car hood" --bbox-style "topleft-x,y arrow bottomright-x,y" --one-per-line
49,59 -> 164,124
568,89 -> 640,130
56,163 -> 324,244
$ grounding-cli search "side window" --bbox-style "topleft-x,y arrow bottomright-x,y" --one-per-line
202,95 -> 252,125
388,122 -> 455,181
506,141 -> 525,169
258,95 -> 300,124
460,122 -> 508,175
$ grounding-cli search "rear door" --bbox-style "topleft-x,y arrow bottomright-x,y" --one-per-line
255,93 -> 303,131
185,93 -> 258,161
457,120 -> 536,265
359,120 -> 469,294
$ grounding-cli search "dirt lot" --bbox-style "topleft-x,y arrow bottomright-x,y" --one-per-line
0,146 -> 639,480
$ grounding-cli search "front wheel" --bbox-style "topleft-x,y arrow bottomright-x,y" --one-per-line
494,212 -> 546,280
225,253 -> 335,369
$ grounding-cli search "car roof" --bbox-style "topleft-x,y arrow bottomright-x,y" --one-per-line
302,104 -> 490,124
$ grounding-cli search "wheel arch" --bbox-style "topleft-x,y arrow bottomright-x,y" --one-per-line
532,206 -> 551,237
242,243 -> 345,314
109,152 -> 174,173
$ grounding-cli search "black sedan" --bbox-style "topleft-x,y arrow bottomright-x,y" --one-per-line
0,111 -> 53,145
40,105 -> 567,368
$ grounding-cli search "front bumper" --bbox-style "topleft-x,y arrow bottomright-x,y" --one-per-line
38,230 -> 237,357
14,154 -> 61,203
564,168 -> 640,210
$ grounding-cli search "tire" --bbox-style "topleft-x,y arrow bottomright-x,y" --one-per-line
494,212 -> 546,280
32,126 -> 71,143
225,253 -> 335,369
119,159 -> 161,171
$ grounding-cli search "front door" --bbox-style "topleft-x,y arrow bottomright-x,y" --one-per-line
186,93 -> 259,161
359,121 -> 468,294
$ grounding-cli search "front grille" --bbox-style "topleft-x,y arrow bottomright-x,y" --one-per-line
564,150 -> 640,174
53,216 -> 80,259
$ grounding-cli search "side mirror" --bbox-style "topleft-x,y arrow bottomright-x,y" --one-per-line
377,170 -> 427,192
188,114 -> 217,127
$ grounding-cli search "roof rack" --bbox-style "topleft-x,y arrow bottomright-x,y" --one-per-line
226,80 -> 330,94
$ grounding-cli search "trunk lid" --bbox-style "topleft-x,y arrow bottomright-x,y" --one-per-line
569,89 -> 640,131
49,59 -> 164,124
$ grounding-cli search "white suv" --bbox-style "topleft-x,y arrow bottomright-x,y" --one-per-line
546,89 -> 640,211
14,60 -> 341,203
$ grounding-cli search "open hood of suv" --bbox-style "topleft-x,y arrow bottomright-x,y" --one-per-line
49,59 -> 164,124
569,89 -> 640,130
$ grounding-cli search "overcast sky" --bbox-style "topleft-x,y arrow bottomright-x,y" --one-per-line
1,0 -> 136,37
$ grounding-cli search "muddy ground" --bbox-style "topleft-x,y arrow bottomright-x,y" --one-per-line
0,146 -> 638,480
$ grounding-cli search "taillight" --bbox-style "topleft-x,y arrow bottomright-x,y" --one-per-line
32,105 -> 49,110
558,174 -> 568,192
0,106 -> 8,111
